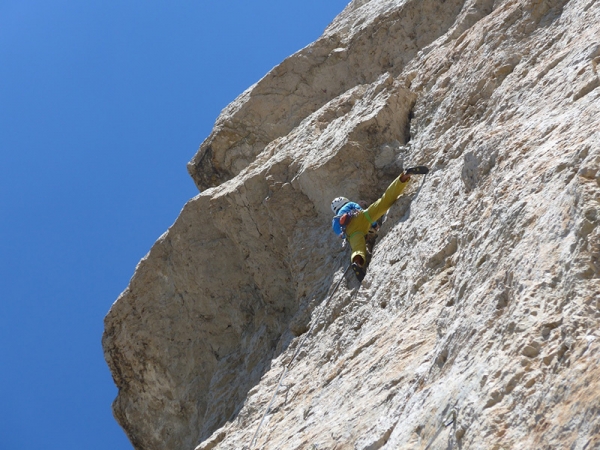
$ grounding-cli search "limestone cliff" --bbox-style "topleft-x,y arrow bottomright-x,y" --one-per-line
103,0 -> 600,449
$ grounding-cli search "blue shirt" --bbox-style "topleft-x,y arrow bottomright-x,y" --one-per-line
332,202 -> 364,236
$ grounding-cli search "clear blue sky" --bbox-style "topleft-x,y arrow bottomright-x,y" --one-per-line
0,1 -> 349,449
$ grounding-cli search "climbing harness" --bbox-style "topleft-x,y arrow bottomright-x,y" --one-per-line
339,209 -> 379,247
247,264 -> 353,449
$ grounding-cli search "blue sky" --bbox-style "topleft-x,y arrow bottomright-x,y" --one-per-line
0,1 -> 349,448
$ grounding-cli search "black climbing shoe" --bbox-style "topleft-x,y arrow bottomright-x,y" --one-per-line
352,262 -> 366,282
405,165 -> 429,175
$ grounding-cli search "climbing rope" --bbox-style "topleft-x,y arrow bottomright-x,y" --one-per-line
247,263 -> 352,449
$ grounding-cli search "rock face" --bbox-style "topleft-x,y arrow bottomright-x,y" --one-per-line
103,0 -> 600,449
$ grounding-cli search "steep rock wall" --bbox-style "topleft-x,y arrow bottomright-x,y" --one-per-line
103,0 -> 600,449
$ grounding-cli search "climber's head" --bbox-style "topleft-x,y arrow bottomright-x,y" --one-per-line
331,196 -> 349,215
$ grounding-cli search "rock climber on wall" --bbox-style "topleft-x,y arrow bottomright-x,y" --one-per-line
331,166 -> 429,282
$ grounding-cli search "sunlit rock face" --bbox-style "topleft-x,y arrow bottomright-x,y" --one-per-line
103,0 -> 600,449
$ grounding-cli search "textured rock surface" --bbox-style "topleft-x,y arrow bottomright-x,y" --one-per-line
103,0 -> 600,449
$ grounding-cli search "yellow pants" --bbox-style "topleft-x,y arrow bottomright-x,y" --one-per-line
345,175 -> 410,264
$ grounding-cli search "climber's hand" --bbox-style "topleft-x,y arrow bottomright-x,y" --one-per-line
400,173 -> 411,183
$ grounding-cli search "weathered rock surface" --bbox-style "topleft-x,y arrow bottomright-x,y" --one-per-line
103,0 -> 600,449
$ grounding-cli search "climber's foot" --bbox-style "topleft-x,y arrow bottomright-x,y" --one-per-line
352,262 -> 366,282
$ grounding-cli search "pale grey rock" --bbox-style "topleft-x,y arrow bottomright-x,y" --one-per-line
187,0 -> 467,191
104,0 -> 600,449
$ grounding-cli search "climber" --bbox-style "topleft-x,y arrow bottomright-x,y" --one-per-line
331,166 -> 429,282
